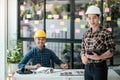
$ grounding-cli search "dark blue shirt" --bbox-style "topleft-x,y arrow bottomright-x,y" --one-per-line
18,47 -> 63,69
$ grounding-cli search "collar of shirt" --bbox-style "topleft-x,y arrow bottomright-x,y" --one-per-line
88,26 -> 102,33
35,47 -> 45,53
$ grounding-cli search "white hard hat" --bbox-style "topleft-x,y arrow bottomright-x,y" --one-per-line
85,5 -> 101,15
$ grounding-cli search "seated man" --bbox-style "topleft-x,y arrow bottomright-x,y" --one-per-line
18,29 -> 68,69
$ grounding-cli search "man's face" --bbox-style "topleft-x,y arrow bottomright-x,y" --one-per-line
86,14 -> 100,28
34,37 -> 46,48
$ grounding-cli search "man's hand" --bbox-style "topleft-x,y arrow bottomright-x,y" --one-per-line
33,64 -> 41,69
85,52 -> 100,60
25,64 -> 41,69
60,63 -> 68,69
86,50 -> 113,60
81,54 -> 88,65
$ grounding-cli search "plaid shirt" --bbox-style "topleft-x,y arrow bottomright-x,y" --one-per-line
18,47 -> 63,69
81,26 -> 115,63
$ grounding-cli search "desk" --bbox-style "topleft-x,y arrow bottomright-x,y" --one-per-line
13,69 -> 120,80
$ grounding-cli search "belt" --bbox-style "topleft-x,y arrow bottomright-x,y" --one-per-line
88,59 -> 104,63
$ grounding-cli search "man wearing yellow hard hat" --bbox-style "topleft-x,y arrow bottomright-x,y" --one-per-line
18,29 -> 68,69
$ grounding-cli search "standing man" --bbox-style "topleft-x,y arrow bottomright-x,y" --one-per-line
18,29 -> 68,69
80,5 -> 115,80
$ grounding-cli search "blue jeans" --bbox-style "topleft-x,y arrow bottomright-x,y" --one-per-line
84,61 -> 108,80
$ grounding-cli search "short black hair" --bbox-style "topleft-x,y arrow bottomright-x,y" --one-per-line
86,14 -> 100,17
96,14 -> 100,17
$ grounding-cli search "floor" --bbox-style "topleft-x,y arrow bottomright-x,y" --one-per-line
109,65 -> 120,76
108,69 -> 120,80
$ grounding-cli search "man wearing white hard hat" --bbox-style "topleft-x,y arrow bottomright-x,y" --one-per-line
18,29 -> 68,69
80,5 -> 115,80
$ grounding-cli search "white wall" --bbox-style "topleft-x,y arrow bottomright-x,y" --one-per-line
8,0 -> 17,48
0,0 -> 17,79
0,0 -> 7,80
7,0 -> 18,76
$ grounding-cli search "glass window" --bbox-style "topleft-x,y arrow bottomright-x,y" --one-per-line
19,0 -> 44,38
74,0 -> 102,39
73,43 -> 84,69
46,0 -> 70,39
18,0 -> 120,67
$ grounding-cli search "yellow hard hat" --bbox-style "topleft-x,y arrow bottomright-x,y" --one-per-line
34,29 -> 46,38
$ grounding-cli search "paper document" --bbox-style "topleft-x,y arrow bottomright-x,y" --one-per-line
35,67 -> 53,73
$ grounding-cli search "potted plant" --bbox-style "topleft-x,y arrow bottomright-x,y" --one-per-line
7,45 -> 23,73
7,46 -> 23,63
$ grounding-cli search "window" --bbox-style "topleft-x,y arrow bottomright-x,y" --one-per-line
18,0 -> 120,68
